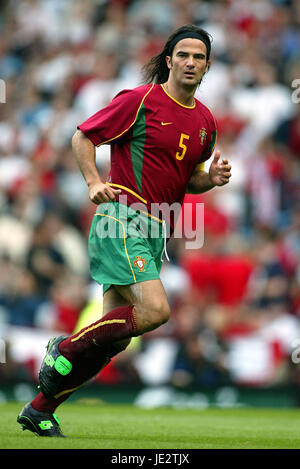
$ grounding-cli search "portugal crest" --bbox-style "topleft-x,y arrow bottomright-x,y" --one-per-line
134,256 -> 147,272
199,128 -> 207,145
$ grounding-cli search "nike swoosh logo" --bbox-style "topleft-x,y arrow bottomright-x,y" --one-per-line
161,122 -> 173,126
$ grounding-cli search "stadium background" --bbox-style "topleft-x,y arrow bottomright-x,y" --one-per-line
0,0 -> 300,409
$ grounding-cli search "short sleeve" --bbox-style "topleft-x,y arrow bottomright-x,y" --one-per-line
77,86 -> 152,146
198,105 -> 218,163
201,124 -> 217,162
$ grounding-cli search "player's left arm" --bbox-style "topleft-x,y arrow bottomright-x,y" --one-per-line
186,150 -> 232,194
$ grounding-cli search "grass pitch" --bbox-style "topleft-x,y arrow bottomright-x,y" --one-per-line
1,402 -> 300,449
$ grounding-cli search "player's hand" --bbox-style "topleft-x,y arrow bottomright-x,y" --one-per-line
209,151 -> 232,187
88,181 -> 121,204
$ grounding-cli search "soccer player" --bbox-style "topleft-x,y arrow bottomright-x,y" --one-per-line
17,24 -> 231,436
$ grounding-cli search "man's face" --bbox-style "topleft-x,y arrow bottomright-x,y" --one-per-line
166,38 -> 210,88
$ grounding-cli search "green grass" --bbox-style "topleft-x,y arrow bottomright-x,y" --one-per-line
1,402 -> 300,449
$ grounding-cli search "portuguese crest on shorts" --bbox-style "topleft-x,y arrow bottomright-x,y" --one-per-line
199,128 -> 207,145
134,256 -> 147,272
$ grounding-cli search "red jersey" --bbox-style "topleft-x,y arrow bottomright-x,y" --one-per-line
78,83 -> 217,230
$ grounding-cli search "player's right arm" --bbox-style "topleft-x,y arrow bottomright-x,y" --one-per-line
73,86 -> 152,204
71,129 -> 121,204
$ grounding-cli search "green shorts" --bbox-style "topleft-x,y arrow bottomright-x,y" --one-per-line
88,202 -> 165,294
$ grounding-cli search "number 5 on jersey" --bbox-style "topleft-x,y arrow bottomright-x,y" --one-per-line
176,133 -> 190,160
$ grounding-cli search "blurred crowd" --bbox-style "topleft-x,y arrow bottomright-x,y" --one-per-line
1,0 -> 300,393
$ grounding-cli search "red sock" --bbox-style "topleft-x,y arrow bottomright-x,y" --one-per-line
58,305 -> 137,363
31,390 -> 70,413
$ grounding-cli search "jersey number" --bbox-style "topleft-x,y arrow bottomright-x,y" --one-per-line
176,133 -> 190,160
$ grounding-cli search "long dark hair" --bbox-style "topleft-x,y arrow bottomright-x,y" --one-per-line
142,24 -> 212,84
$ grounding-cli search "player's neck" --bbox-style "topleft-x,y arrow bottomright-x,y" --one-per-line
163,81 -> 196,107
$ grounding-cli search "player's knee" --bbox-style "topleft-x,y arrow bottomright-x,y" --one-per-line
158,303 -> 171,325
137,300 -> 170,332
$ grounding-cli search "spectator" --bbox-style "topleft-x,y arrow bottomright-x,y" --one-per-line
25,213 -> 67,297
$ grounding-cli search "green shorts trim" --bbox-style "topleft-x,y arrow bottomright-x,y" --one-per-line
88,202 -> 165,294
